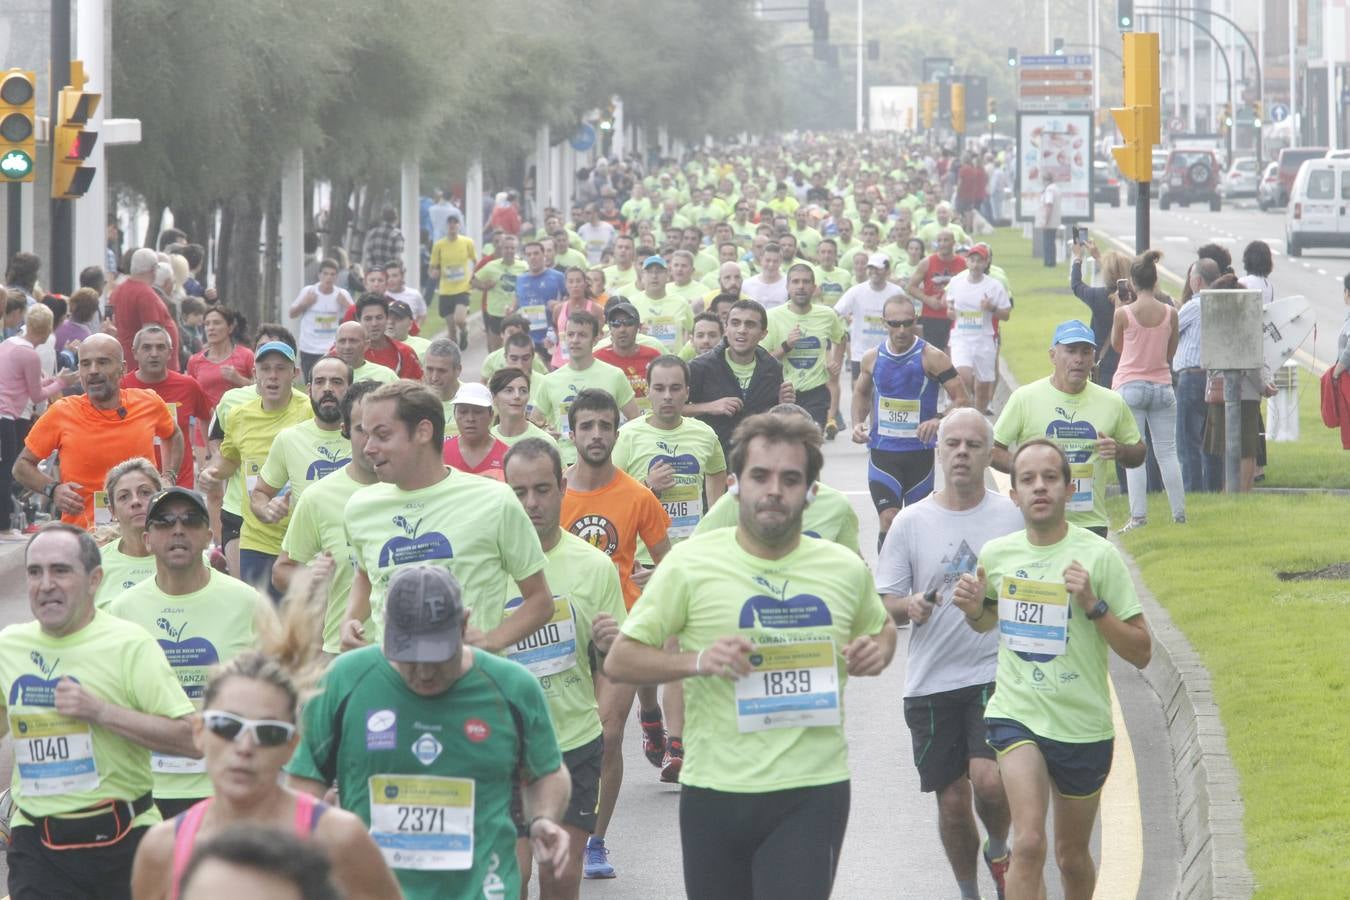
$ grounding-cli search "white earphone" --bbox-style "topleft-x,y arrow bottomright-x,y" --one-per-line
728,481 -> 740,497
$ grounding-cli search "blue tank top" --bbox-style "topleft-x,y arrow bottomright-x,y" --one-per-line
870,337 -> 939,452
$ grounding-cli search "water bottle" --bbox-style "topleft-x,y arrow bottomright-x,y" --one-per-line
545,328 -> 557,350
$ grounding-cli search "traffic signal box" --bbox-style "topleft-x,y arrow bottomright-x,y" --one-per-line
0,69 -> 37,184
52,62 -> 101,200
1110,32 -> 1159,183
950,82 -> 966,134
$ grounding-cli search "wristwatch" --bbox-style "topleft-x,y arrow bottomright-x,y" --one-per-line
1085,599 -> 1110,620
43,482 -> 58,500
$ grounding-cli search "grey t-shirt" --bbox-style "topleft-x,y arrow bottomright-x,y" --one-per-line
876,490 -> 1025,698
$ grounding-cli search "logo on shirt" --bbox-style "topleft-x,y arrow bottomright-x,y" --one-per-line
305,444 -> 352,482
463,718 -> 491,743
738,576 -> 834,629
412,732 -> 443,766
11,652 -> 68,707
652,441 -> 700,478
569,515 -> 619,556
153,618 -> 219,700
366,708 -> 397,751
379,515 -> 453,567
1045,407 -> 1098,462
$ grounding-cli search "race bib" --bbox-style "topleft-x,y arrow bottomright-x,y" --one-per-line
661,482 -> 703,539
1068,462 -> 1094,513
862,314 -> 887,342
244,459 -> 263,493
93,490 -> 112,527
997,576 -> 1068,657
369,774 -> 474,871
445,265 -> 466,283
956,309 -> 983,333
11,713 -> 99,796
151,753 -> 207,775
314,314 -> 338,337
506,597 -> 578,678
521,304 -> 548,335
734,640 -> 840,733
877,396 -> 919,439
648,316 -> 678,349
559,402 -> 573,440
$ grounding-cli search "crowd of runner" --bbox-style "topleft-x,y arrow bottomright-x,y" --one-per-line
0,132 -> 1154,900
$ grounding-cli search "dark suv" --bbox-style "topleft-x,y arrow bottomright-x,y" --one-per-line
1159,149 -> 1222,211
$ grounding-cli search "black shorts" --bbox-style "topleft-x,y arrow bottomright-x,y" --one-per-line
795,384 -> 830,429
512,735 -> 603,835
904,682 -> 997,793
867,448 -> 935,513
8,824 -> 147,900
483,312 -> 505,334
918,316 -> 950,352
850,360 -> 861,380
438,292 -> 470,317
219,509 -> 242,546
985,717 -> 1114,799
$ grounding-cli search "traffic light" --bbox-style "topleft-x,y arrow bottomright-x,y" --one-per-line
0,69 -> 37,184
1254,100 -> 1263,129
1111,32 -> 1160,182
919,83 -> 938,129
1117,0 -> 1134,30
1054,37 -> 1065,56
1007,47 -> 1018,68
1220,103 -> 1233,130
987,99 -> 998,125
52,63 -> 101,200
951,82 -> 966,134
809,0 -> 829,41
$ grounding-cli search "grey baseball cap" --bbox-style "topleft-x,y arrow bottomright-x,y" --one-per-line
382,567 -> 465,664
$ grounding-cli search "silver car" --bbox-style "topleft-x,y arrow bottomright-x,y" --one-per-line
1221,157 -> 1259,198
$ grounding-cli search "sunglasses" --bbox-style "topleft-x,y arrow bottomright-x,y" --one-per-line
147,511 -> 210,529
608,318 -> 637,327
202,710 -> 296,747
886,318 -> 916,328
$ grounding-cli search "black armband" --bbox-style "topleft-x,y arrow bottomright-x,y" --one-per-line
936,367 -> 959,384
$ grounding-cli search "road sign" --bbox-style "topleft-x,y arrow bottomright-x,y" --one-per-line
1270,103 -> 1289,123
570,123 -> 597,152
1168,116 -> 1186,133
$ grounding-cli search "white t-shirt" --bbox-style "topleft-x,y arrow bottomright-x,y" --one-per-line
1238,274 -> 1274,307
743,273 -> 788,310
294,284 -> 352,355
834,280 -> 905,362
1036,182 -> 1062,229
875,491 -> 1025,698
945,271 -> 1011,342
385,287 -> 427,322
578,222 -> 617,265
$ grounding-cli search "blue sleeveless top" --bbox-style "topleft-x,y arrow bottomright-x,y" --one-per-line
870,337 -> 939,452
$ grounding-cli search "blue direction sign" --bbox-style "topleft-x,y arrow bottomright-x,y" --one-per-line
570,123 -> 597,152
1270,103 -> 1289,123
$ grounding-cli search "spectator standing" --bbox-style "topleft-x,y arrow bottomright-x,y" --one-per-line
1035,172 -> 1062,267
362,206 -> 405,271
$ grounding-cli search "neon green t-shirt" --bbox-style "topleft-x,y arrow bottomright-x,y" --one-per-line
480,347 -> 548,382
220,393 -> 314,554
532,360 -> 636,464
762,303 -> 846,393
601,263 -> 639,294
917,221 -> 970,250
725,352 -> 756,392
502,531 -> 626,752
667,280 -> 706,307
993,377 -> 1142,530
630,293 -> 695,354
474,258 -> 529,317
0,611 -> 195,825
213,385 -> 307,517
620,529 -> 887,792
345,471 -> 547,643
281,466 -> 371,655
351,360 -> 400,385
491,422 -> 557,449
612,416 -> 726,542
258,418 -> 352,505
403,335 -> 432,360
695,483 -> 861,554
979,526 -> 1142,743
286,646 -> 561,900
108,569 -> 263,799
812,266 -> 854,308
94,541 -> 156,608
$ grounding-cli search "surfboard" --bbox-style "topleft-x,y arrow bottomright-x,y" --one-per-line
1263,295 -> 1315,374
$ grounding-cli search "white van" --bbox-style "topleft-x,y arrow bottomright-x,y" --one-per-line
1285,158 -> 1350,256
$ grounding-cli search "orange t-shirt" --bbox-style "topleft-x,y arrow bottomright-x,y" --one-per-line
562,468 -> 670,609
25,388 -> 176,528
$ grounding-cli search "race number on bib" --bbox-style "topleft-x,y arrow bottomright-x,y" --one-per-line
314,314 -> 338,338
661,483 -> 703,539
506,598 -> 578,678
648,316 -> 678,349
956,310 -> 983,333
997,576 -> 1068,656
521,304 -> 548,335
734,640 -> 840,733
11,713 -> 99,796
369,774 -> 475,871
877,396 -> 919,439
245,459 -> 263,493
93,490 -> 112,527
445,266 -> 466,283
1068,462 -> 1094,513
862,315 -> 887,343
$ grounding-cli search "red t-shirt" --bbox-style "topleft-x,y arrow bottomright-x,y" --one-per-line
594,344 -> 663,409
108,280 -> 181,373
920,253 -> 968,321
957,164 -> 988,203
442,436 -> 509,481
366,339 -> 423,379
120,370 -> 213,487
186,344 -> 256,409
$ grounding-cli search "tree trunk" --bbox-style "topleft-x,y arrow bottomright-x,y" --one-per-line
326,177 -> 352,262
142,199 -> 167,249
217,192 -> 264,334
262,190 -> 282,323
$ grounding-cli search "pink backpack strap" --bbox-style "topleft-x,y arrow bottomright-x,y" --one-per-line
292,790 -> 319,836
170,798 -> 213,900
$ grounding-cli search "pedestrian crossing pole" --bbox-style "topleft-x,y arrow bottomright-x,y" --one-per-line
1111,32 -> 1159,254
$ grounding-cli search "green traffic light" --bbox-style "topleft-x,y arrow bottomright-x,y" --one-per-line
0,148 -> 33,179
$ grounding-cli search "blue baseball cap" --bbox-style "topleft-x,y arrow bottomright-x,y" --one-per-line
642,255 -> 668,269
1050,320 -> 1096,348
255,340 -> 297,363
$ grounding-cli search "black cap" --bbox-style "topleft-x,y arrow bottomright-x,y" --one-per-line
146,487 -> 209,522
605,300 -> 640,323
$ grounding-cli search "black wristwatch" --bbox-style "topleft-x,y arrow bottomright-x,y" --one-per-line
1085,599 -> 1110,620
43,482 -> 58,500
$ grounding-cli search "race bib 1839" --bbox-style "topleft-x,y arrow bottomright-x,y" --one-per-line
734,639 -> 840,733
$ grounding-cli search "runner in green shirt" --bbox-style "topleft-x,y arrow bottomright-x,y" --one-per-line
502,439 -> 627,899
480,316 -> 549,382
333,321 -> 399,385
487,367 -> 557,449
469,234 -> 528,352
94,458 -> 162,608
338,381 -> 553,654
0,525 -> 197,895
107,487 -> 263,813
629,256 -> 695,354
533,311 -> 639,465
287,567 -> 570,900
607,411 -> 894,900
952,438 -> 1151,900
275,380 -> 381,655
761,264 -> 846,429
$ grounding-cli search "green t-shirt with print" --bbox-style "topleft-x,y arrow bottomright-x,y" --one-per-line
613,415 -> 726,542
281,466 -> 370,654
475,258 -> 529,317
220,393 -> 315,554
94,541 -> 156,608
532,360 -> 635,464
762,303 -> 846,393
258,418 -> 352,504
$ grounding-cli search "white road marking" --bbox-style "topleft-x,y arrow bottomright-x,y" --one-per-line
1210,236 -> 1235,242
1318,268 -> 1329,275
1162,235 -> 1189,242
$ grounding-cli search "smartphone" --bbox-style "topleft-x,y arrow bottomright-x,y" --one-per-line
1116,278 -> 1135,303
1072,225 -> 1083,244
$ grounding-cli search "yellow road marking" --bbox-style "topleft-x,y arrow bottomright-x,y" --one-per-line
1097,677 -> 1144,899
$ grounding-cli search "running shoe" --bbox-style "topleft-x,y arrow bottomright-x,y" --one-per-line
660,737 -> 684,783
825,417 -> 839,440
639,707 -> 666,767
983,841 -> 1009,900
458,329 -> 468,350
1118,517 -> 1147,534
583,836 -> 615,879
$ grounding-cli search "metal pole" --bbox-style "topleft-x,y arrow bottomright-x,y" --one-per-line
1188,11 -> 1196,131
6,184 -> 20,258
1327,0 -> 1339,150
50,0 -> 73,295
1256,0 -> 1264,168
279,149 -> 304,329
1135,180 -> 1150,253
399,157 -> 419,291
75,0 -> 106,278
1090,0 -> 1099,116
1289,0 -> 1298,146
1222,370 -> 1241,492
855,0 -> 864,132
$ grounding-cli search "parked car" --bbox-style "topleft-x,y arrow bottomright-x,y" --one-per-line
1159,149 -> 1222,211
1256,162 -> 1281,210
1220,157 -> 1259,198
1284,158 -> 1350,256
1126,149 -> 1170,204
1270,146 -> 1330,207
1092,160 -> 1121,207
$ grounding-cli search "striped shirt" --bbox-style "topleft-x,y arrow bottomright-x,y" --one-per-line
1172,298 -> 1203,371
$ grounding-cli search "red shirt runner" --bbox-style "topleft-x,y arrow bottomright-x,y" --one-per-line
594,344 -> 663,409
442,436 -> 509,481
121,370 -> 213,487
